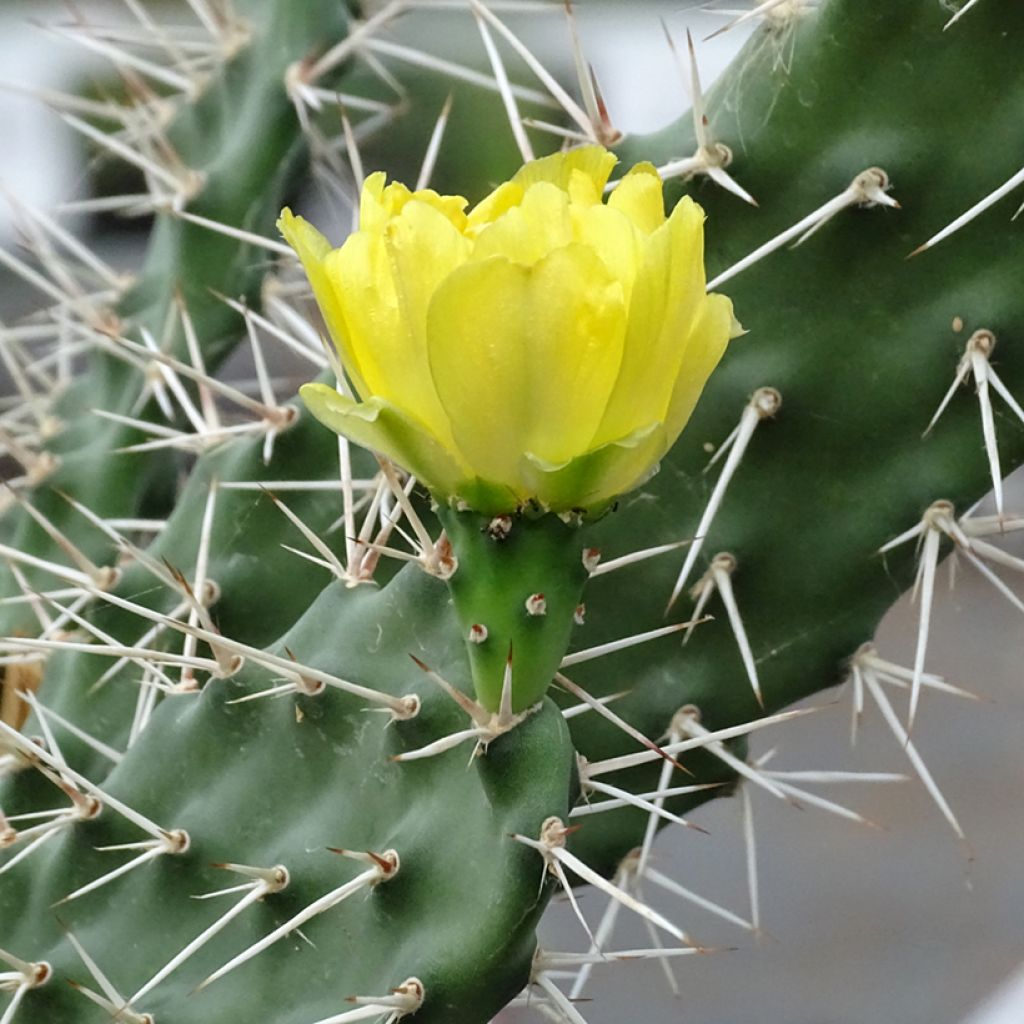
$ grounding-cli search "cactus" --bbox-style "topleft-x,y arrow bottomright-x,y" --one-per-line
3,0 -> 1024,1021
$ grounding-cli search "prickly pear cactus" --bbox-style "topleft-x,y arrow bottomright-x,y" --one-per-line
2,1 -> 1023,1022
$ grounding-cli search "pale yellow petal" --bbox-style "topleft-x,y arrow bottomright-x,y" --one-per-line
592,195 -> 707,445
381,198 -> 472,441
358,174 -> 468,234
384,200 -> 472,328
608,163 -> 665,234
471,181 -> 572,266
300,383 -> 469,496
380,181 -> 413,220
567,166 -> 601,207
322,206 -> 467,447
403,188 -> 469,231
522,422 -> 667,512
467,181 -> 524,233
279,207 -> 330,261
519,245 -> 626,464
357,171 -> 389,234
571,203 -> 643,306
511,145 -> 617,194
322,232 -> 398,401
658,197 -> 709,350
278,208 -> 368,397
663,292 -> 734,442
425,256 -> 530,487
468,149 -> 616,237
426,245 -> 627,485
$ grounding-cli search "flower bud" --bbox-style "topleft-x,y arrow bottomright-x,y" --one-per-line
281,146 -> 739,515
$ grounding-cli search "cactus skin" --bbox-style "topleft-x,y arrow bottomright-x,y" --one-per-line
0,0 -> 351,627
558,0 -> 1024,874
438,507 -> 590,711
3,1 -> 1024,1022
6,407 -> 357,781
0,569 -> 576,1023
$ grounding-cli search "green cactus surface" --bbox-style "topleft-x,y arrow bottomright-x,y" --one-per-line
437,506 -> 591,712
0,0 -> 352,626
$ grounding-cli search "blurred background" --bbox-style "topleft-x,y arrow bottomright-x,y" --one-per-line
1,2 -> 1022,1022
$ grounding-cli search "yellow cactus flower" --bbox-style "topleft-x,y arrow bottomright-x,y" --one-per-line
281,146 -> 739,515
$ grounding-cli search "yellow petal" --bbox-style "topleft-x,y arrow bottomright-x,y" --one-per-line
658,197 -> 710,346
324,199 -> 469,447
384,200 -> 472,332
426,245 -> 627,486
278,209 -> 369,398
571,202 -> 643,306
401,188 -> 469,232
468,181 -> 524,232
278,207 -> 330,261
284,147 -> 732,516
426,256 -> 530,488
522,422 -> 667,512
465,148 -> 613,235
592,195 -> 707,445
511,145 -> 617,194
567,167 -> 602,207
299,383 -> 468,495
470,181 -> 572,267
380,198 -> 471,440
322,231 -> 398,402
360,173 -> 468,234
608,163 -> 665,234
663,291 -> 734,442
357,171 -> 390,234
519,246 -> 626,464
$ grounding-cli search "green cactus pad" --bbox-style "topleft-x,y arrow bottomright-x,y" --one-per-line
0,569 -> 576,1023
